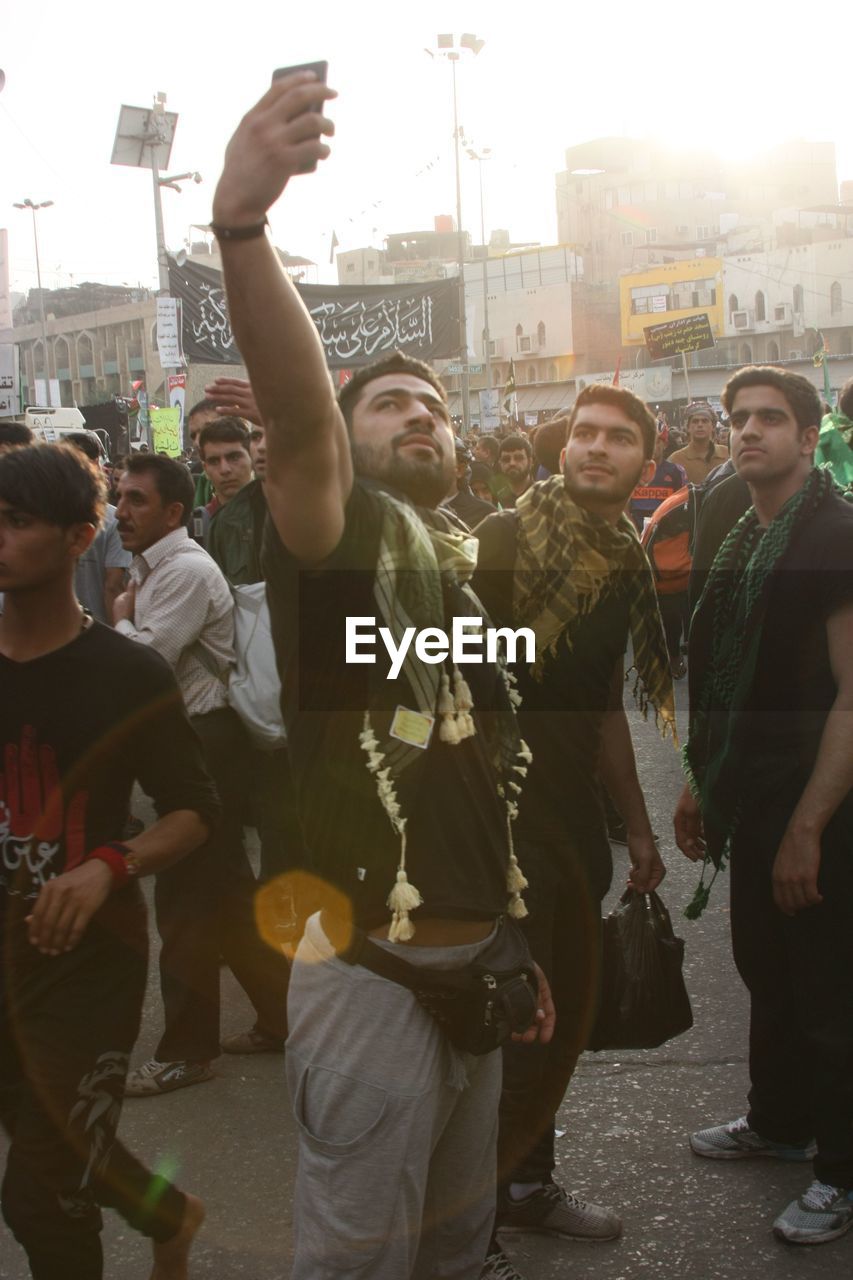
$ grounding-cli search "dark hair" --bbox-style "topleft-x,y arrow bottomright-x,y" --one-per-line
125,453 -> 195,526
566,384 -> 657,459
0,443 -> 106,528
475,435 -> 500,463
0,422 -> 33,447
532,416 -> 570,475
337,352 -> 447,430
469,460 -> 494,488
499,433 -> 532,460
65,430 -> 101,462
187,397 -> 219,422
839,377 -> 853,421
197,415 -> 251,457
721,366 -> 821,431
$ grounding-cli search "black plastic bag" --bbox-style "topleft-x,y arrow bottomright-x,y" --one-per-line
588,890 -> 693,1052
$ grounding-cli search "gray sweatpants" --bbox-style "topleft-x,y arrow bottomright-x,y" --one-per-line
285,912 -> 502,1279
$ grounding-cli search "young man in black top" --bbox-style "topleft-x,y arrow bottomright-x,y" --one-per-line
212,72 -> 553,1280
0,443 -> 218,1279
675,366 -> 853,1246
474,385 -> 674,1264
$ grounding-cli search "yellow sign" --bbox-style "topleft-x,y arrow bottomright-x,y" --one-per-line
150,406 -> 182,457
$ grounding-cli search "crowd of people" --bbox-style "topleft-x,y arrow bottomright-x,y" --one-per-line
1,67 -> 852,1280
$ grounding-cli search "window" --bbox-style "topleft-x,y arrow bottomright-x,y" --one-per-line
346,262 -> 355,273
741,343 -> 753,362
767,340 -> 780,362
793,284 -> 804,313
527,365 -> 537,383
548,363 -> 558,381
831,281 -> 843,315
728,294 -> 739,316
755,291 -> 766,322
537,321 -> 546,348
621,231 -> 634,246
519,335 -> 531,352
645,228 -> 657,244
696,225 -> 712,240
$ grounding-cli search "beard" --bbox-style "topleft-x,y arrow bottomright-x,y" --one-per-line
563,460 -> 644,509
351,439 -> 454,508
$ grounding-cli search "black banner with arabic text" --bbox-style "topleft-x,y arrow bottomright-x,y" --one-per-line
167,256 -> 461,369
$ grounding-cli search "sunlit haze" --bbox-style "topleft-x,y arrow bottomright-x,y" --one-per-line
4,0 -> 852,295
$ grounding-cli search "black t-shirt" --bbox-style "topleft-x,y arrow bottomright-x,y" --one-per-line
0,623 -> 219,919
262,481 -> 511,930
736,492 -> 853,817
473,511 -> 630,874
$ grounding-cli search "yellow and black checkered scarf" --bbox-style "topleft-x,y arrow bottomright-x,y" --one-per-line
512,475 -> 676,739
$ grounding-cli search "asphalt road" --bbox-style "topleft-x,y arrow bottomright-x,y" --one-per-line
2,677 -> 848,1278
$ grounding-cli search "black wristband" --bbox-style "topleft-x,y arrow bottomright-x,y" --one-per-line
209,217 -> 269,242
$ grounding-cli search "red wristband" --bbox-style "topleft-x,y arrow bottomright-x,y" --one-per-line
86,842 -> 133,886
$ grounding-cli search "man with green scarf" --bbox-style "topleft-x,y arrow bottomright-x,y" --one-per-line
674,365 -> 853,1247
474,384 -> 675,1270
212,72 -> 555,1280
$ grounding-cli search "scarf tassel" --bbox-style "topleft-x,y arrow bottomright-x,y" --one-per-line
386,830 -> 423,942
504,811 -> 528,919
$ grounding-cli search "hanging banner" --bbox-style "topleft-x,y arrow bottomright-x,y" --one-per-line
156,296 -> 185,368
167,372 -> 187,443
478,387 -> 501,431
0,344 -> 20,416
150,406 -> 182,456
168,256 -> 461,369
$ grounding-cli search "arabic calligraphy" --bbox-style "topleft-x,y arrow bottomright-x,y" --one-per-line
310,295 -> 434,360
190,283 -> 236,351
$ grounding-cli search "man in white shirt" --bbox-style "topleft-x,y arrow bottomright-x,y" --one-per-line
112,454 -> 289,1094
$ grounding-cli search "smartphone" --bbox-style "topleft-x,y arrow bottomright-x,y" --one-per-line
272,60 -> 328,113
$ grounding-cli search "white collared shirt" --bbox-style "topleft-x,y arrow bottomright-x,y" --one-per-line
115,527 -> 235,717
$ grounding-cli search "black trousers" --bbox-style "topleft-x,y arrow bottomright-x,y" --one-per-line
658,590 -> 689,662
730,809 -> 853,1188
247,746 -> 309,884
498,835 -> 609,1186
155,706 -> 289,1062
0,895 -> 185,1280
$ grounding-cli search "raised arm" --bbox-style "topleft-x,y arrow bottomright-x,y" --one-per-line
212,72 -> 352,562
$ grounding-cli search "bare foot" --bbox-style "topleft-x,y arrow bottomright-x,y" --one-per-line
150,1193 -> 205,1280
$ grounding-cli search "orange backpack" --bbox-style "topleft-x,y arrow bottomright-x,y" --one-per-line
641,485 -> 692,595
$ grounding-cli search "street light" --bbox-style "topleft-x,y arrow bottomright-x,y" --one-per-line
13,197 -> 54,404
466,146 -> 493,410
431,33 -> 485,433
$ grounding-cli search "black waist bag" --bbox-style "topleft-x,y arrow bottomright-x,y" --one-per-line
338,915 -> 538,1056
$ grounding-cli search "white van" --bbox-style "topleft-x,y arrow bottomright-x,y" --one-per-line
24,407 -> 110,461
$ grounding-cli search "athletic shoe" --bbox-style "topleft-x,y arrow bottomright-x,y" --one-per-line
479,1244 -> 525,1279
498,1181 -> 622,1241
124,1058 -> 213,1097
690,1115 -> 816,1162
220,1028 -> 285,1054
773,1180 -> 853,1244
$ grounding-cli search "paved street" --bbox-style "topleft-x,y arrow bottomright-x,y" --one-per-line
1,678 -> 848,1278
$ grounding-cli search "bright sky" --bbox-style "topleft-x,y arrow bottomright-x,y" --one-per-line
4,0 -> 852,298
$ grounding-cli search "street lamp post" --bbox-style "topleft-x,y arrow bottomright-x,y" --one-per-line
434,33 -> 484,434
13,198 -> 54,404
467,147 -> 493,409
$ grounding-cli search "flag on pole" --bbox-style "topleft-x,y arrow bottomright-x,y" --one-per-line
504,359 -> 518,422
329,231 -> 340,265
612,356 -> 622,387
813,332 -> 833,406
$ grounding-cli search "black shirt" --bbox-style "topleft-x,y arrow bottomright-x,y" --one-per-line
473,511 -> 630,884
0,622 -> 219,914
263,481 -> 511,930
736,492 -> 853,817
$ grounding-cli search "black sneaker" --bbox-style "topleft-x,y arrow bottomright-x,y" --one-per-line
479,1244 -> 525,1279
499,1181 -> 622,1241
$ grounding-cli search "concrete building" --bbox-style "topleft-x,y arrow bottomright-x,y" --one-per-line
556,137 -> 839,286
